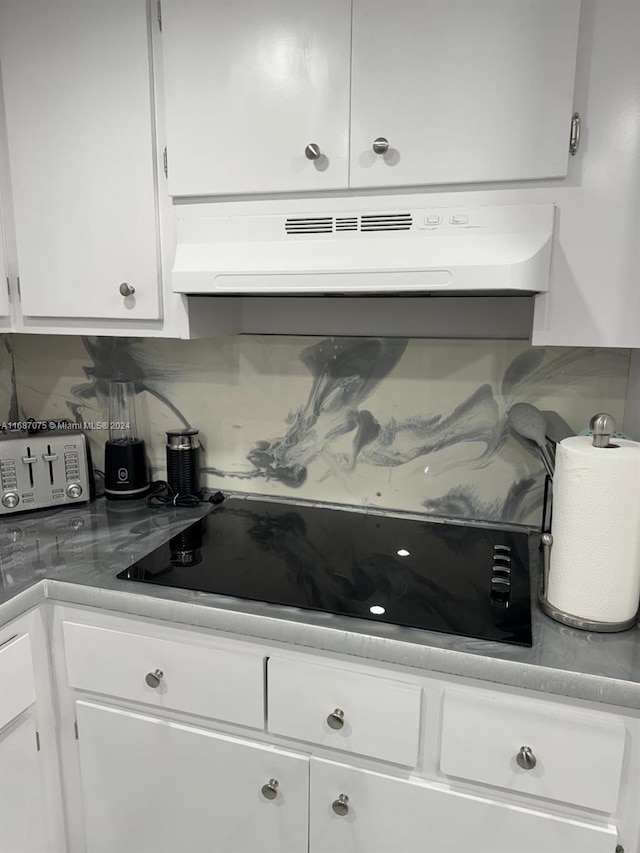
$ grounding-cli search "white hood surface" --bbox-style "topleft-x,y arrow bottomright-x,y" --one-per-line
172,202 -> 555,295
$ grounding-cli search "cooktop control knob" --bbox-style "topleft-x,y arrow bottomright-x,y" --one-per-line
66,483 -> 83,499
2,492 -> 19,509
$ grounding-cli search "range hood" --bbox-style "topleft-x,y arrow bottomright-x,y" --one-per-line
172,202 -> 555,295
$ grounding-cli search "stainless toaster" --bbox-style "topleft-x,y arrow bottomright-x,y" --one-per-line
0,430 -> 93,514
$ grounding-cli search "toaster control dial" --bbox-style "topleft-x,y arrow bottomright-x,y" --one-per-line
66,483 -> 83,499
2,492 -> 20,509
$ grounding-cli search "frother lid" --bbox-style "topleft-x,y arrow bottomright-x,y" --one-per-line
166,428 -> 200,450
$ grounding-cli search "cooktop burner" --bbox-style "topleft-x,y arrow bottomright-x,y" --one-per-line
118,498 -> 532,646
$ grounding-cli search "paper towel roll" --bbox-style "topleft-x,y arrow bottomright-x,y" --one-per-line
547,436 -> 640,625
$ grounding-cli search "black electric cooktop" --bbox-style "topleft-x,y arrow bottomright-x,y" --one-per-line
118,498 -> 532,647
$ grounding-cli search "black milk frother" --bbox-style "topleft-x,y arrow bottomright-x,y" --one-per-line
166,428 -> 202,499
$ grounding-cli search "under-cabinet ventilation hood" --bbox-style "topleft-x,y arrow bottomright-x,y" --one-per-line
172,202 -> 555,295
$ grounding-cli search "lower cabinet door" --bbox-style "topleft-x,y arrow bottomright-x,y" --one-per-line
309,758 -> 616,853
75,701 -> 309,853
0,716 -> 50,853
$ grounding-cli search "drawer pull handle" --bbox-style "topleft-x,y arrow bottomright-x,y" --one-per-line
261,778 -> 279,800
327,708 -> 345,730
516,745 -> 537,770
332,793 -> 349,816
145,669 -> 164,688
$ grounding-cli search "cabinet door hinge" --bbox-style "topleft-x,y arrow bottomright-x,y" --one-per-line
163,146 -> 168,178
569,112 -> 581,155
74,720 -> 79,740
157,0 -> 162,31
35,730 -> 41,751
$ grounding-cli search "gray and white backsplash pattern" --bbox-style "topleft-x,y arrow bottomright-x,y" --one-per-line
10,334 -> 630,527
0,335 -> 17,424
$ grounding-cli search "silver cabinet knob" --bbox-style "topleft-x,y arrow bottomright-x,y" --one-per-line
332,794 -> 349,816
372,137 -> 389,154
305,143 -> 321,161
327,708 -> 345,730
119,282 -> 135,297
516,745 -> 537,770
145,669 -> 164,688
261,778 -> 279,800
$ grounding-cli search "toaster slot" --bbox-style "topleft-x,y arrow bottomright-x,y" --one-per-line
44,444 -> 56,485
21,445 -> 36,489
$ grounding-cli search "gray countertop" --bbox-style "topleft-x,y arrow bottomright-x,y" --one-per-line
1,496 -> 638,711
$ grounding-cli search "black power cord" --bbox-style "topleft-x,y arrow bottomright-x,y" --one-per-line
145,480 -> 225,509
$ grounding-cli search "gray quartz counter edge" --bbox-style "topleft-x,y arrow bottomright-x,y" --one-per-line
4,576 -> 639,712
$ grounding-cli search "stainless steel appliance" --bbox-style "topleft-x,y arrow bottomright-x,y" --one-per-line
118,498 -> 533,647
0,430 -> 93,514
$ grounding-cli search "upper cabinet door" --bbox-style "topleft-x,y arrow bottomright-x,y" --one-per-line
350,0 -> 581,189
161,0 -> 352,196
0,199 -> 10,322
0,0 -> 161,320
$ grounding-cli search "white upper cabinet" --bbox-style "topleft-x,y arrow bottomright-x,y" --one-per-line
0,196 -> 9,322
350,0 -> 581,188
160,0 -> 580,197
161,0 -> 352,196
0,0 -> 161,321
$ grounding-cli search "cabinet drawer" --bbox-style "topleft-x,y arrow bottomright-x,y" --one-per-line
267,657 -> 421,766
63,622 -> 264,729
0,634 -> 36,729
440,690 -> 625,813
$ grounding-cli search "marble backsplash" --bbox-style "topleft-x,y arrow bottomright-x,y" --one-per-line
0,336 -> 17,424
3,334 -> 631,527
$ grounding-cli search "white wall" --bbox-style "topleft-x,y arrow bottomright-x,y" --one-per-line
624,351 -> 640,439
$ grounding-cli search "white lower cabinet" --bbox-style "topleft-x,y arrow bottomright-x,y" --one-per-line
0,619 -> 64,853
309,758 -> 616,853
74,700 -> 309,853
0,716 -> 51,853
47,607 -> 639,853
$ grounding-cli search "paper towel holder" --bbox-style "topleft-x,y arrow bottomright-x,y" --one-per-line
539,525 -> 637,630
539,583 -> 637,631
539,413 -> 637,632
590,412 -> 618,448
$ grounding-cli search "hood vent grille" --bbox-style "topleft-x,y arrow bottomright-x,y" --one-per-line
285,213 -> 413,235
285,217 -> 333,234
361,213 -> 412,231
336,216 -> 358,232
